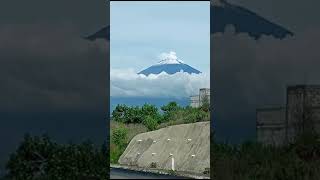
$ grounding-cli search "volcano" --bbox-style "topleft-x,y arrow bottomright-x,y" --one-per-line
138,52 -> 201,76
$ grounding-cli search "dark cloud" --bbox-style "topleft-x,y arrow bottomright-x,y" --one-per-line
0,24 -> 109,112
0,0 -> 109,172
211,0 -> 293,40
0,0 -> 108,31
85,26 -> 110,41
227,0 -> 320,33
212,1 -> 320,143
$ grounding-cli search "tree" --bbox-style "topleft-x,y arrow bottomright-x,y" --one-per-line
141,104 -> 158,117
161,102 -> 180,122
124,106 -> 143,123
5,134 -> 109,179
143,116 -> 158,131
184,108 -> 208,123
112,104 -> 128,122
161,102 -> 179,112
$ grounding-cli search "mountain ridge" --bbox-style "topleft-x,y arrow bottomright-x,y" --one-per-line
138,52 -> 201,76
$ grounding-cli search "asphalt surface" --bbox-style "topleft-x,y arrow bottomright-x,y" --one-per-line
110,168 -> 191,179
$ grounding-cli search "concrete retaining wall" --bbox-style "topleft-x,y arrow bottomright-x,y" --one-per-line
118,122 -> 210,175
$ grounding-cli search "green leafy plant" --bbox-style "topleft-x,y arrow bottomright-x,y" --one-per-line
112,104 -> 128,122
112,126 -> 128,148
143,116 -> 158,131
161,101 -> 180,122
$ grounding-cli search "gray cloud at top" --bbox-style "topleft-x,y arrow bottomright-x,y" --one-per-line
212,0 -> 320,142
0,0 -> 109,31
0,0 -> 109,171
227,0 -> 320,34
0,23 -> 109,112
0,0 -> 109,112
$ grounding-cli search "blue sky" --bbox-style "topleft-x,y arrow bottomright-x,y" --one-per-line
110,1 -> 210,73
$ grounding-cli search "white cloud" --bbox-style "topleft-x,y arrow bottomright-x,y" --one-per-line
110,68 -> 210,98
157,51 -> 184,64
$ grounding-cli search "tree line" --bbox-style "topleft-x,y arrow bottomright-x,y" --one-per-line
112,100 -> 210,131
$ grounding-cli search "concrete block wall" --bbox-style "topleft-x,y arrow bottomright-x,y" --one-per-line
257,85 -> 320,146
199,88 -> 210,107
286,85 -> 320,143
256,107 -> 286,146
190,88 -> 210,108
190,95 -> 200,108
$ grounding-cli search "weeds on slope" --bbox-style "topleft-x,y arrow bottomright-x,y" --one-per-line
212,132 -> 320,180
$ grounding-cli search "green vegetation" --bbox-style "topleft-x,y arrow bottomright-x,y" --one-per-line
112,126 -> 128,148
112,104 -> 161,124
213,132 -> 320,180
110,125 -> 127,163
5,134 -> 108,180
110,121 -> 146,164
110,101 -> 210,164
111,102 -> 209,128
143,115 -> 158,131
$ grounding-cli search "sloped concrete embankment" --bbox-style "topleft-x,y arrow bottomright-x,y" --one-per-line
118,122 -> 210,174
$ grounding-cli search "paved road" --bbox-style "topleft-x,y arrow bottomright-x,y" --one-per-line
110,168 -> 191,179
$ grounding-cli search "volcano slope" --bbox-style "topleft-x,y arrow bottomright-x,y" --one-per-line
118,121 -> 210,175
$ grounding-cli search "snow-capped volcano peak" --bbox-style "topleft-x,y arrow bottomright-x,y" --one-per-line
156,51 -> 184,65
138,51 -> 201,76
156,58 -> 183,65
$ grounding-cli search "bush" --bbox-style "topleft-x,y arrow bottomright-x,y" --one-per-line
112,104 -> 128,122
110,126 -> 128,164
110,121 -> 147,164
5,134 -> 109,180
111,126 -> 128,148
143,116 -> 158,131
111,102 -> 210,126
161,102 -> 180,122
112,104 -> 143,123
184,108 -> 208,123
110,143 -> 123,164
124,106 -> 143,123
141,104 -> 158,117
161,101 -> 179,112
112,104 -> 161,124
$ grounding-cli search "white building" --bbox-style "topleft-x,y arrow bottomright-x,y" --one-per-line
190,88 -> 210,108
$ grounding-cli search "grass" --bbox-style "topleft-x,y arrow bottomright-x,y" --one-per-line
212,134 -> 320,180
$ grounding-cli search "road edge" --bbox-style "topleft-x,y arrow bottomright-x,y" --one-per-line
110,164 -> 210,179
